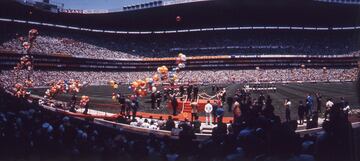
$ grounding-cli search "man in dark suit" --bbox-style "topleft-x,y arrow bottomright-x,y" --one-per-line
171,93 -> 178,116
187,84 -> 193,101
193,85 -> 199,101
69,93 -> 77,112
83,101 -> 89,114
155,91 -> 162,109
151,92 -> 156,109
226,96 -> 233,112
179,85 -> 184,97
118,93 -> 126,115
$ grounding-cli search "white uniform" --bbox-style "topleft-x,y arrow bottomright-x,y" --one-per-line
285,101 -> 291,108
326,100 -> 334,109
205,103 -> 213,113
204,103 -> 213,125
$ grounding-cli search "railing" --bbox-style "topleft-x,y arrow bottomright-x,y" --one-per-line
5,90 -> 359,141
315,0 -> 360,4
163,0 -> 211,6
3,17 -> 360,36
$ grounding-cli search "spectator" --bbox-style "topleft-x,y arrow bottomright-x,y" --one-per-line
192,115 -> 201,133
165,116 -> 175,131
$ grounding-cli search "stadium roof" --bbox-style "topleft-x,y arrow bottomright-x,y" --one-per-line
2,0 -> 360,31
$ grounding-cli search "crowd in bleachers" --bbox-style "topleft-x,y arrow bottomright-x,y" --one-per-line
0,83 -> 355,161
0,68 -> 357,87
1,30 -> 360,59
0,35 -> 141,59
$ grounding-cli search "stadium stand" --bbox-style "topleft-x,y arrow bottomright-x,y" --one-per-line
1,24 -> 360,58
0,0 -> 360,160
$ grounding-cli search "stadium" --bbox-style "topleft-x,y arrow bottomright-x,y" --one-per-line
0,0 -> 360,160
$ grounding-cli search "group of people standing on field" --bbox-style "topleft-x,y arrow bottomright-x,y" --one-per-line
158,84 -> 227,124
283,93 -> 351,127
116,93 -> 139,120
111,83 -> 351,128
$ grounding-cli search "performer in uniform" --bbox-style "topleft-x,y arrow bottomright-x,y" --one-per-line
204,100 -> 213,125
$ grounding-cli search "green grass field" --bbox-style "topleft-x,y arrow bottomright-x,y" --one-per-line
30,82 -> 359,120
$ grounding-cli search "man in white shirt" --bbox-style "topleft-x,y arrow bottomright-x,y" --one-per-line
149,121 -> 158,130
130,120 -> 138,126
204,100 -> 213,125
284,98 -> 291,122
324,98 -> 334,121
141,119 -> 150,128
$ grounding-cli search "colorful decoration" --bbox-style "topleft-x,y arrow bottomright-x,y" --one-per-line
44,79 -> 84,99
109,80 -> 119,89
14,83 -> 28,98
109,53 -> 187,97
8,29 -> 38,97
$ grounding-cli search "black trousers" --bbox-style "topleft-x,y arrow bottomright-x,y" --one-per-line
317,104 -> 321,113
69,104 -> 76,113
191,113 -> 197,122
324,109 -> 330,120
298,114 -> 304,124
132,109 -> 137,120
172,103 -> 177,115
285,108 -> 291,122
156,100 -> 161,108
227,103 -> 232,112
83,106 -> 88,114
151,101 -> 155,109
120,104 -> 125,115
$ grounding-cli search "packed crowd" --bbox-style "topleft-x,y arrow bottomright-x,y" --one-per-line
0,35 -> 141,59
1,29 -> 360,59
0,68 -> 357,87
0,83 -> 355,161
